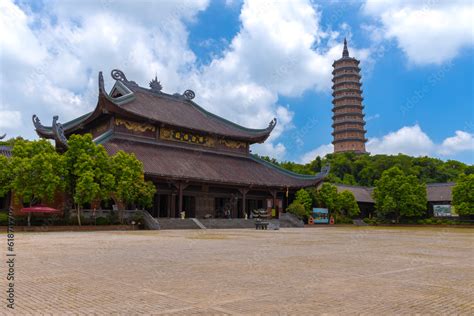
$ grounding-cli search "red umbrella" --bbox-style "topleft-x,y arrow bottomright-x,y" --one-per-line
21,205 -> 60,214
20,205 -> 60,226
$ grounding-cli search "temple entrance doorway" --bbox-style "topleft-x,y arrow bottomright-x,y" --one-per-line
183,196 -> 196,218
158,194 -> 169,218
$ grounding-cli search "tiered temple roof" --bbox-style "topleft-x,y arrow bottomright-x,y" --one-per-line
33,69 -> 328,189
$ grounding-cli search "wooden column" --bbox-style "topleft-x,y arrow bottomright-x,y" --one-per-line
270,189 -> 278,219
170,193 -> 176,218
178,184 -> 184,214
155,194 -> 160,217
173,182 -> 189,216
239,188 -> 250,218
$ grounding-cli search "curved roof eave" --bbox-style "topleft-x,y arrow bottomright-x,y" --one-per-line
250,154 -> 330,183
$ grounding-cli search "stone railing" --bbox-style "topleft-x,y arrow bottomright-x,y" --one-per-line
69,209 -> 140,220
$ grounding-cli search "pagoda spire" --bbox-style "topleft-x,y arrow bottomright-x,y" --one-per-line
342,38 -> 349,58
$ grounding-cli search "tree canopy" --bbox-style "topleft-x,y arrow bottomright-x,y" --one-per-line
336,190 -> 360,217
452,174 -> 474,216
0,134 -> 156,225
373,167 -> 427,222
258,152 -> 472,186
3,139 -> 66,206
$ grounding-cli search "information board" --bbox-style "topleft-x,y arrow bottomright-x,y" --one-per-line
312,208 -> 329,224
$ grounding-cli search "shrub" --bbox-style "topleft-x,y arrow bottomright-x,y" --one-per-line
294,189 -> 313,213
334,215 -> 353,224
95,217 -> 110,225
0,212 -> 8,225
363,217 -> 378,225
130,213 -> 144,224
107,212 -> 120,225
286,202 -> 308,220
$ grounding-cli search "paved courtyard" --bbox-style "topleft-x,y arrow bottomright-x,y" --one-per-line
1,227 -> 473,315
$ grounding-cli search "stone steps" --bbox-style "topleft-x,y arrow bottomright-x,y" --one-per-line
199,219 -> 255,229
157,218 -> 201,230
279,213 -> 304,228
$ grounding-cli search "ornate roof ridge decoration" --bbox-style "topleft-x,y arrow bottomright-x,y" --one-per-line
111,69 -> 138,87
98,71 -> 106,94
52,116 -> 68,148
0,133 -> 5,140
268,118 -> 277,130
32,115 -> 68,148
182,89 -> 195,100
149,75 -> 163,92
32,114 -> 51,135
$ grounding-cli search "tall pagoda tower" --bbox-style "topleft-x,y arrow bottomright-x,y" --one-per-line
331,38 -> 367,153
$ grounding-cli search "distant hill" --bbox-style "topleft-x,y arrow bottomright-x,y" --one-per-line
257,152 -> 473,186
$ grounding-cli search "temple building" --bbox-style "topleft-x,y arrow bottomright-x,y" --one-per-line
332,39 -> 367,153
32,69 -> 328,219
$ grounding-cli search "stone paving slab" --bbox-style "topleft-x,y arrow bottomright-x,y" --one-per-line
0,227 -> 473,315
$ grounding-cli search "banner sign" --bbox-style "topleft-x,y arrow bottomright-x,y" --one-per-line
433,205 -> 458,217
312,208 -> 329,224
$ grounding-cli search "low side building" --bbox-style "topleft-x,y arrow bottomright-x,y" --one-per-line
335,182 -> 456,218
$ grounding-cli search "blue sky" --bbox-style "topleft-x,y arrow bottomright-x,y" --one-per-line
1,0 -> 473,163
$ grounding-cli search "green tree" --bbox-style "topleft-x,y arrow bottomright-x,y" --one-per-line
136,180 -> 156,209
373,167 -> 427,222
336,190 -> 360,217
294,188 -> 312,213
286,201 -> 307,220
315,183 -> 339,211
7,139 -> 66,225
65,134 -> 115,225
452,174 -> 474,216
0,155 -> 12,198
111,151 -> 156,215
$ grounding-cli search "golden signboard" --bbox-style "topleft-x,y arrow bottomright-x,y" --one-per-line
115,118 -> 156,133
160,127 -> 215,147
219,139 -> 247,149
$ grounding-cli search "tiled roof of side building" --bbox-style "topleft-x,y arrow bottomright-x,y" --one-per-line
102,138 -> 326,188
335,184 -> 374,203
426,182 -> 455,202
334,182 -> 455,204
0,146 -> 12,158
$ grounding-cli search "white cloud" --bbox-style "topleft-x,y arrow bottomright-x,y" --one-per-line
0,0 -> 209,140
300,125 -> 474,163
185,0 -> 370,156
252,142 -> 287,160
439,131 -> 474,155
367,124 -> 435,156
300,143 -> 333,163
0,0 -> 369,157
0,110 -> 22,129
363,0 -> 474,65
366,125 -> 474,158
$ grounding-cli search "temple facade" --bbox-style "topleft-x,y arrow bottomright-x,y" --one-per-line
332,39 -> 367,153
32,69 -> 328,219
